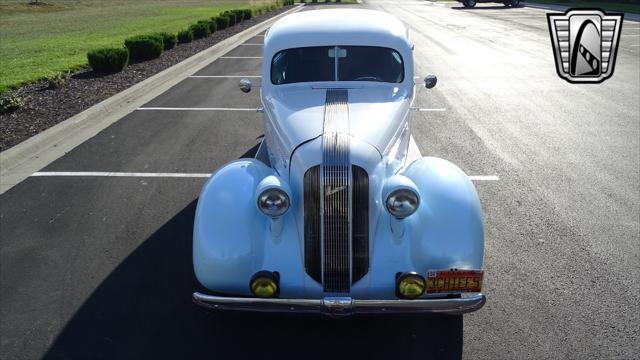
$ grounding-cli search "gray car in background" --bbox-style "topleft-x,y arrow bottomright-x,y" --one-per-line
459,0 -> 522,8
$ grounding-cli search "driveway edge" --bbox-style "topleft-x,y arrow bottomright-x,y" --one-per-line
0,4 -> 303,194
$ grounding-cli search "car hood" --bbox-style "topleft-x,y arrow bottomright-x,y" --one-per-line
262,84 -> 412,156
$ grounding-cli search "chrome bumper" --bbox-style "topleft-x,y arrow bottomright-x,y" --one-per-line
192,292 -> 486,316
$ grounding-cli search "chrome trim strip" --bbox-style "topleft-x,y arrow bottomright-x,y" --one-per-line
192,292 -> 487,316
322,89 -> 351,293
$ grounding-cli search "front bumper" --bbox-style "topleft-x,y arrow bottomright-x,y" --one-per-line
192,292 -> 486,316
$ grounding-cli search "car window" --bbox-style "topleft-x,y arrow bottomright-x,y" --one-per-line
271,46 -> 335,85
337,46 -> 404,83
271,46 -> 404,85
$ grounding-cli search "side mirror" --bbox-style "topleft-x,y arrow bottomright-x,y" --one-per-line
424,75 -> 437,89
239,78 -> 253,93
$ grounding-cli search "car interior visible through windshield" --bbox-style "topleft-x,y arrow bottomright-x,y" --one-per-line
271,46 -> 404,85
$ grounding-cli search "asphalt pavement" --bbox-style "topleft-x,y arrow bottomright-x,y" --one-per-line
1,1 -> 639,359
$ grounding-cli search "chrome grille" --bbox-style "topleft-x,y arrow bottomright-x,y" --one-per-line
303,166 -> 322,283
351,165 -> 369,283
303,89 -> 370,293
322,89 -> 350,293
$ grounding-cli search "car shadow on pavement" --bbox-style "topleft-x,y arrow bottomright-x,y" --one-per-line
43,170 -> 463,360
241,141 -> 261,158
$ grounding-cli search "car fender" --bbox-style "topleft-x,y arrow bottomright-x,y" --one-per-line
402,157 -> 484,271
193,159 -> 304,295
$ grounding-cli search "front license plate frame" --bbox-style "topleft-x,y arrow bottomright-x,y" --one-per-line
426,269 -> 484,294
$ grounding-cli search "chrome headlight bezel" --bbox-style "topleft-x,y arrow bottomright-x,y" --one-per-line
385,188 -> 420,219
383,175 -> 420,219
257,187 -> 290,218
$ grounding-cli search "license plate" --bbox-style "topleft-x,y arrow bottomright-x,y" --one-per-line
426,270 -> 483,294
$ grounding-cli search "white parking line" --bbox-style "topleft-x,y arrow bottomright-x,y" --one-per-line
32,172 -> 211,178
189,75 -> 261,78
136,107 -> 257,111
220,56 -> 263,59
416,108 -> 447,112
32,172 -> 500,181
468,175 -> 500,181
139,107 -> 442,112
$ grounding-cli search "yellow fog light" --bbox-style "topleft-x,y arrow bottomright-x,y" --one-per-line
250,271 -> 279,298
397,272 -> 426,299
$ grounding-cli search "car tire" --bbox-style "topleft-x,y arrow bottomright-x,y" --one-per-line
463,0 -> 477,8
511,0 -> 520,7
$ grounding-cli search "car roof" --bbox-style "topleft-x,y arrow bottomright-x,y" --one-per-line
265,9 -> 411,52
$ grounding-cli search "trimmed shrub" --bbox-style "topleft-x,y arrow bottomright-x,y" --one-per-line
222,11 -> 236,26
240,9 -> 252,20
0,92 -> 24,114
231,9 -> 245,22
87,47 -> 129,73
198,19 -> 217,34
253,5 -> 269,16
213,19 -> 221,33
215,16 -> 230,30
189,23 -> 211,39
177,30 -> 193,43
124,34 -> 163,61
154,32 -> 177,50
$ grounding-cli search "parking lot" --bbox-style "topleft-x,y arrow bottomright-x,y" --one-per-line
1,1 -> 639,359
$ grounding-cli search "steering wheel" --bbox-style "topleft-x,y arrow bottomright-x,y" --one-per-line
354,76 -> 381,81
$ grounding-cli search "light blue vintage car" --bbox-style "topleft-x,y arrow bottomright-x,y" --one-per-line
192,9 -> 486,316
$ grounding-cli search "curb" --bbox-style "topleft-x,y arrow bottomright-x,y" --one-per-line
0,4 -> 304,195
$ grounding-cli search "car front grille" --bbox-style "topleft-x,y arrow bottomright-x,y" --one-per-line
351,165 -> 369,283
303,166 -> 322,283
303,164 -> 370,292
322,129 -> 351,292
303,88 -> 369,292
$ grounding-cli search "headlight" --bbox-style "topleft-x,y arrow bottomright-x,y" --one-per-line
385,188 -> 419,219
396,272 -> 426,299
250,271 -> 279,298
257,188 -> 290,217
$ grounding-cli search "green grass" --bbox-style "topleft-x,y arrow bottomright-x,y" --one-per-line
525,0 -> 639,13
0,0 -> 280,93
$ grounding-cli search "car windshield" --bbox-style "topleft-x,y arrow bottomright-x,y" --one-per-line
271,46 -> 404,85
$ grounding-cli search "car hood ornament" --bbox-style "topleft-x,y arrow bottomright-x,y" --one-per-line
547,9 -> 623,83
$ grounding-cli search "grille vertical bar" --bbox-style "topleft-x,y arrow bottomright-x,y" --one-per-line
351,165 -> 369,283
303,166 -> 321,283
322,89 -> 350,293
